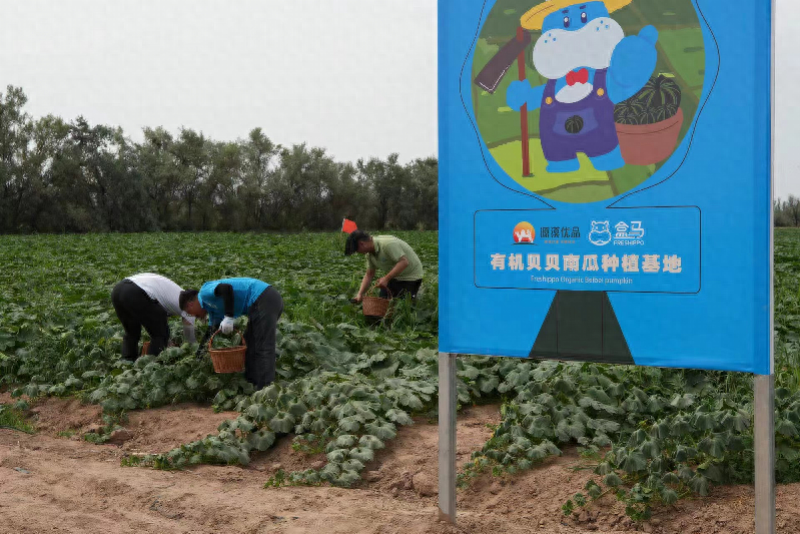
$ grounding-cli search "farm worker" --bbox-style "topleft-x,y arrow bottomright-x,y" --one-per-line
179,278 -> 283,390
345,230 -> 424,302
110,273 -> 197,362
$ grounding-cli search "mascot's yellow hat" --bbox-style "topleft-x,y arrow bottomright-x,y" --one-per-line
521,0 -> 633,30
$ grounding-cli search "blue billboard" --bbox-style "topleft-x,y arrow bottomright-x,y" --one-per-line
439,0 -> 772,374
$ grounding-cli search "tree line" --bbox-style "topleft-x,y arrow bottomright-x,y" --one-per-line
0,86 -> 437,234
775,197 -> 800,228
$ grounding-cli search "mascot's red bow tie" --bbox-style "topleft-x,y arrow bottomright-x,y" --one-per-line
566,69 -> 589,86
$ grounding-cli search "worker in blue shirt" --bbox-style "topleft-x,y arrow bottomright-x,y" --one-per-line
179,278 -> 283,389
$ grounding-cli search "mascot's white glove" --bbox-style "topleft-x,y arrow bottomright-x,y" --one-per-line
220,316 -> 235,334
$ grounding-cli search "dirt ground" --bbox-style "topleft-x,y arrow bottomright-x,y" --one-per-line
1,398 -> 799,534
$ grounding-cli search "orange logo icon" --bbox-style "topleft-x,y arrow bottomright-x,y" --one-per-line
513,222 -> 535,244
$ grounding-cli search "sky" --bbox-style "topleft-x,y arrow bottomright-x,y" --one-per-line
0,0 -> 797,199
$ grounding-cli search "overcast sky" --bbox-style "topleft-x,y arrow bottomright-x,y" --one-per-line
0,1 -> 797,198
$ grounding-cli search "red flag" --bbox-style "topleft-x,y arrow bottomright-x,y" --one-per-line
342,218 -> 358,234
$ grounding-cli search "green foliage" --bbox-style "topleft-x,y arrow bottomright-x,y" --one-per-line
7,229 -> 800,527
0,404 -> 35,434
211,333 -> 244,350
0,231 -> 439,483
0,85 -> 439,233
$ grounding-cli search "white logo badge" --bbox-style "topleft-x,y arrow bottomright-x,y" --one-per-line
588,221 -> 612,246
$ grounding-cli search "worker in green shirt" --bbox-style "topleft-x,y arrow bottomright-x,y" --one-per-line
345,231 -> 424,302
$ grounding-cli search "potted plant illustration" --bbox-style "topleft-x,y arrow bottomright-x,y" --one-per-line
614,74 -> 685,166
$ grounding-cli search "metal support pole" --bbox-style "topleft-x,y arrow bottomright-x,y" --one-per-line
754,374 -> 775,534
438,352 -> 457,524
758,0 -> 776,529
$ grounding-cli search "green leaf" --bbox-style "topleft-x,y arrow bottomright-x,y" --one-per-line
245,404 -> 276,423
288,402 -> 309,418
693,412 -> 716,431
662,472 -> 680,485
587,419 -> 620,434
698,436 -> 726,459
349,447 -> 374,463
594,462 -> 612,476
269,412 -> 295,434
338,416 -> 362,433
385,409 -> 413,426
639,440 -> 659,460
670,394 -> 696,409
365,421 -> 397,440
670,416 -> 692,437
660,488 -> 678,505
678,465 -> 695,482
721,410 -> 750,432
777,419 -> 799,437
689,474 -> 709,496
620,451 -> 647,474
698,463 -> 724,483
627,429 -> 648,447
327,449 -> 348,463
234,416 -> 255,434
674,445 -> 697,463
359,435 -> 385,450
334,435 -> 358,448
342,459 -> 365,472
247,430 -> 276,452
604,472 -> 624,487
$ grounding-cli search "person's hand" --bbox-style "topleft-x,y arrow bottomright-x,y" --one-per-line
351,294 -> 364,304
220,316 -> 235,334
376,277 -> 390,289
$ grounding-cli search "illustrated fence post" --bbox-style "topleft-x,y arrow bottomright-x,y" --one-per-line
438,351 -> 457,523
516,26 -> 531,177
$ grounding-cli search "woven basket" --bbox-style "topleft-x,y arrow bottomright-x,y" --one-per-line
362,287 -> 392,318
207,330 -> 247,374
141,341 -> 150,356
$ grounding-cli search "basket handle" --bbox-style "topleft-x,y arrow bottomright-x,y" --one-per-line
207,328 -> 244,351
370,285 -> 392,300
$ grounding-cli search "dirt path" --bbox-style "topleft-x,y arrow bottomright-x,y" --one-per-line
1,399 -> 799,533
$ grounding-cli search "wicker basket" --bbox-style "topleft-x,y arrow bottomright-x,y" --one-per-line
362,287 -> 392,318
207,330 -> 247,374
141,341 -> 150,356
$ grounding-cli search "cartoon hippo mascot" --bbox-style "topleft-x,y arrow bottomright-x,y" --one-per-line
507,0 -> 658,173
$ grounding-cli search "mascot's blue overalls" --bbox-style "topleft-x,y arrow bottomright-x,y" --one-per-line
507,0 -> 658,173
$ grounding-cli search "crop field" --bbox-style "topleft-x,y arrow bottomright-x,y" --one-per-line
2,231 -> 800,533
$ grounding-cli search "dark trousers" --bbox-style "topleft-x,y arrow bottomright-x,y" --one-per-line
244,286 -> 284,390
379,279 -> 423,300
111,280 -> 169,361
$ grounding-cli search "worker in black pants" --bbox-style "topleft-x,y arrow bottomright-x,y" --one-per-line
179,278 -> 283,390
110,273 -> 197,361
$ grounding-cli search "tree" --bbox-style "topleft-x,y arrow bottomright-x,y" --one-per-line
787,195 -> 800,228
0,85 -> 443,234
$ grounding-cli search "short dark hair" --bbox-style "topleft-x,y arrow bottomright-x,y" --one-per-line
179,289 -> 199,311
345,230 -> 371,256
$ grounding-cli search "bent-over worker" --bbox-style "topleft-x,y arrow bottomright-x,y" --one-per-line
180,278 -> 283,390
111,273 -> 196,361
345,231 -> 424,303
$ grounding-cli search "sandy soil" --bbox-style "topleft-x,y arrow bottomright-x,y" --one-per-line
1,397 -> 799,534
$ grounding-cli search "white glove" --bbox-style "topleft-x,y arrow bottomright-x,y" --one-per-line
220,316 -> 235,334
